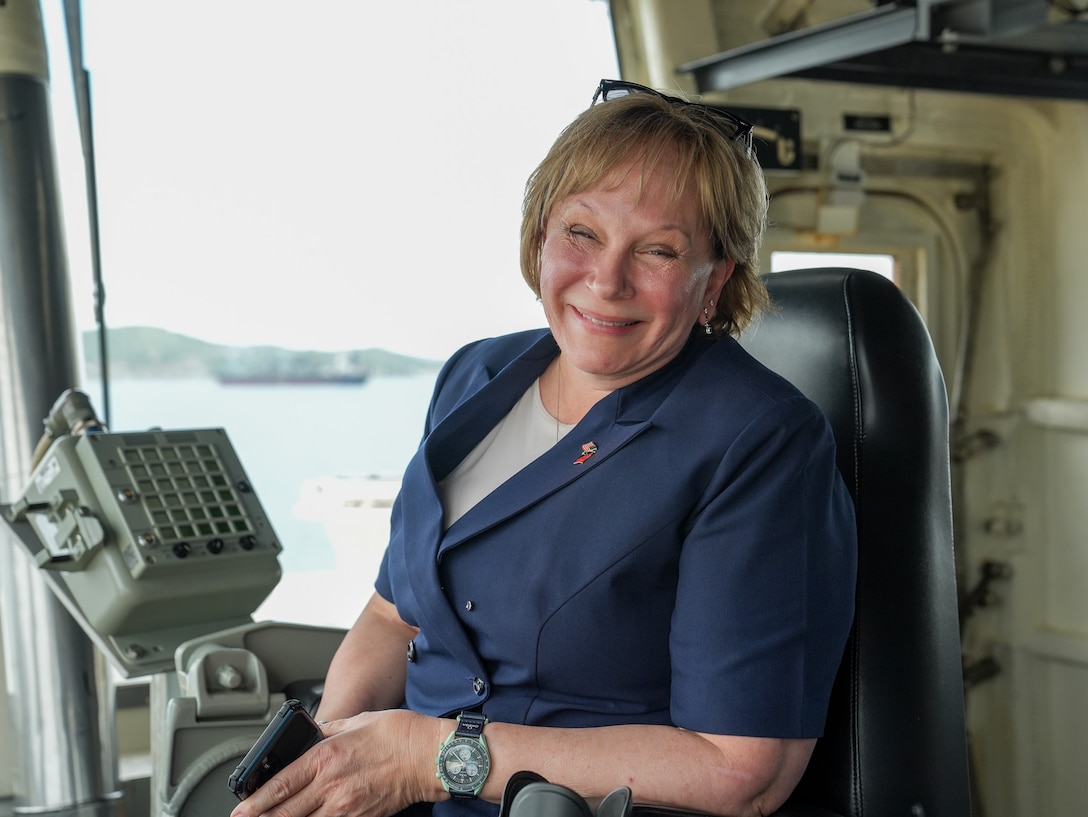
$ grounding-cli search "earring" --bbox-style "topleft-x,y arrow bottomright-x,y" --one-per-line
703,300 -> 714,335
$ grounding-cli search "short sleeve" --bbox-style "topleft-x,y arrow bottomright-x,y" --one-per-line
669,397 -> 856,738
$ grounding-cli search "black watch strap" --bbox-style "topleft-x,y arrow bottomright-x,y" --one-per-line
455,710 -> 488,739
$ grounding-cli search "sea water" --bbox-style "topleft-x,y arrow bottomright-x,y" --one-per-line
83,373 -> 438,628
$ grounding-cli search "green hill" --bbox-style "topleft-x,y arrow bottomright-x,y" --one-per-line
81,326 -> 443,380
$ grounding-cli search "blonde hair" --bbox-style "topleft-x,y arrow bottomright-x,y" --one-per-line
520,91 -> 771,336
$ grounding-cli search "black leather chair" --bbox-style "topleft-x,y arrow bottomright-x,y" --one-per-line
737,268 -> 973,817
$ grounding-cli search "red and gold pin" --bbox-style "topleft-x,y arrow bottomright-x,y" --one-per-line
573,441 -> 598,465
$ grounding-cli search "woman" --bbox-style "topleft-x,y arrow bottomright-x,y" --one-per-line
231,80 -> 856,817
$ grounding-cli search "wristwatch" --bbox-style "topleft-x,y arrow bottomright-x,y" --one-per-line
435,711 -> 491,800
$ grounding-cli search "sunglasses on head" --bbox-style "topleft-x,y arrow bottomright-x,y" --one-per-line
591,78 -> 755,153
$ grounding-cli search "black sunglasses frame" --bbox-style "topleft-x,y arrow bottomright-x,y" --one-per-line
591,79 -> 755,153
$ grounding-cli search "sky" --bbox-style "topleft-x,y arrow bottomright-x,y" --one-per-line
44,1 -> 619,362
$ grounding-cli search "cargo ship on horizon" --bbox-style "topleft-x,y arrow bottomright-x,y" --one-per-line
215,371 -> 368,386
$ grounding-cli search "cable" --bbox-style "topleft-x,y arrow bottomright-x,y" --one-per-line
63,0 -> 111,429
824,89 -> 918,170
31,389 -> 107,469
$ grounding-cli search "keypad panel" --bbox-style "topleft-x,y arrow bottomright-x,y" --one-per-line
118,440 -> 254,547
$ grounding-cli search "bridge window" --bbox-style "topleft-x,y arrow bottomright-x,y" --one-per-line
45,1 -> 620,629
771,251 -> 896,280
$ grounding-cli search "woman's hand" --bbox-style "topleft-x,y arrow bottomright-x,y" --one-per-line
230,709 -> 448,817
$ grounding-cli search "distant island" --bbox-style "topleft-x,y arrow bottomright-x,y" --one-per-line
81,326 -> 443,381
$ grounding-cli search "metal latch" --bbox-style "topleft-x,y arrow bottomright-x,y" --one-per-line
5,489 -> 105,570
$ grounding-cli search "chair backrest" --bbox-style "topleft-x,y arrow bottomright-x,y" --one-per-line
738,268 -> 972,817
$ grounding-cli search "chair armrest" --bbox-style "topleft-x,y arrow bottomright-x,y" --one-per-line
631,802 -> 843,817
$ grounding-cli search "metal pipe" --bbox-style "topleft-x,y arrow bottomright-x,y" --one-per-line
0,1 -> 120,812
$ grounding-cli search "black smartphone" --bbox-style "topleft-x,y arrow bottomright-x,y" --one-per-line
228,698 -> 325,800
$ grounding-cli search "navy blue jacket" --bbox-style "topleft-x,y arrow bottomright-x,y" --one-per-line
377,328 -> 856,740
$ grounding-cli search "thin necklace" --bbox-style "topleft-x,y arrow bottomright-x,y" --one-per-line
554,362 -> 561,442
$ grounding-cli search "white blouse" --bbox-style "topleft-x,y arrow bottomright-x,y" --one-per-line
438,378 -> 574,528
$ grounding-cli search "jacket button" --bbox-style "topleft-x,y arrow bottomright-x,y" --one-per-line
406,640 -> 417,663
464,600 -> 474,612
472,677 -> 485,696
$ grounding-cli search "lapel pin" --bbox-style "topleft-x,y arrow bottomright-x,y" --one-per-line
573,441 -> 597,465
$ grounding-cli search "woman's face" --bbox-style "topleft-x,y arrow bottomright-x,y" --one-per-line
539,152 -> 734,391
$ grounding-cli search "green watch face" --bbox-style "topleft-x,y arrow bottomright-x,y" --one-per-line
438,736 -> 490,794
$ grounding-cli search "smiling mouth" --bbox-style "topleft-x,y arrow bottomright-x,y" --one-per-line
578,309 -> 638,328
